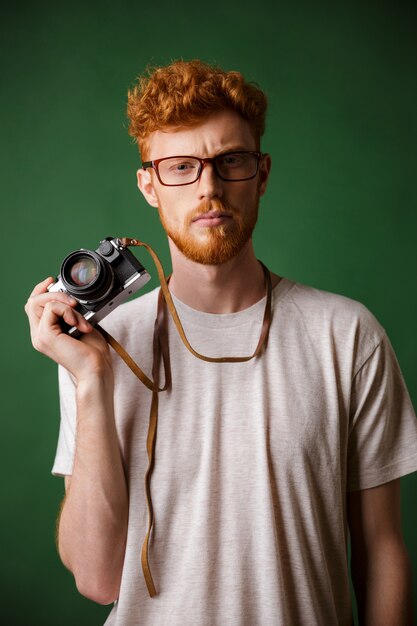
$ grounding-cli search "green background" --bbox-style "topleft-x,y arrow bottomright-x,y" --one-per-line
1,0 -> 416,624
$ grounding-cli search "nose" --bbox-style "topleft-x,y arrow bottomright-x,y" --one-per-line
197,161 -> 223,200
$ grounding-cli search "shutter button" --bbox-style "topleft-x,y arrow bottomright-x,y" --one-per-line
98,240 -> 114,256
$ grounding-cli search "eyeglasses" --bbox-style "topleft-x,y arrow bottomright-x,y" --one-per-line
141,151 -> 264,186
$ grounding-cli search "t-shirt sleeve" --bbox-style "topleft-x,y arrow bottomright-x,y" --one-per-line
51,365 -> 77,477
347,333 -> 417,491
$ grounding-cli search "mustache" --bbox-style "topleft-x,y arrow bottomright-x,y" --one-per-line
187,199 -> 238,223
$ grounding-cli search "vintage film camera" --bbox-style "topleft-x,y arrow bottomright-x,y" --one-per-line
48,237 -> 150,337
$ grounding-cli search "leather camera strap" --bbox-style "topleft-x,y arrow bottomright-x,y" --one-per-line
97,238 -> 274,598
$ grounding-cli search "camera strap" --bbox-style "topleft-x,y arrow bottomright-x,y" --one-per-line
97,238 -> 273,598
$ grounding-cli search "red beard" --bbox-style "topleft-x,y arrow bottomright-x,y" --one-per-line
158,197 -> 259,265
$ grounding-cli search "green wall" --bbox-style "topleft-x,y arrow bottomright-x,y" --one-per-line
2,1 -> 416,624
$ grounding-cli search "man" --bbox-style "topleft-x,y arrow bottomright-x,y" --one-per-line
25,60 -> 417,625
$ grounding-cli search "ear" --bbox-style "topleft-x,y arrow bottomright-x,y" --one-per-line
258,153 -> 271,197
136,168 -> 159,208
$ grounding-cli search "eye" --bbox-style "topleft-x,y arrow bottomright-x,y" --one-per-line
217,153 -> 245,168
167,159 -> 197,173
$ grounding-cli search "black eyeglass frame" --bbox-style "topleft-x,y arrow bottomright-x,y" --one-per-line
141,151 -> 264,186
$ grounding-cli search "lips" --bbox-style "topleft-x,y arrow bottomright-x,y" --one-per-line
191,210 -> 233,223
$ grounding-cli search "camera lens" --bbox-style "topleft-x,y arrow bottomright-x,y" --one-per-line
60,250 -> 113,302
69,256 -> 98,286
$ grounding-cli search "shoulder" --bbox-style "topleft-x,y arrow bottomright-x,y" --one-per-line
276,279 -> 386,367
288,281 -> 378,321
282,280 -> 383,332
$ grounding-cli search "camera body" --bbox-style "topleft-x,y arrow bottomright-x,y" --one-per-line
48,237 -> 150,337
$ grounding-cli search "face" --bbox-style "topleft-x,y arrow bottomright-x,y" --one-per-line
137,109 -> 271,265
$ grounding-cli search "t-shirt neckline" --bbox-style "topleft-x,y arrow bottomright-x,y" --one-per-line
169,277 -> 295,330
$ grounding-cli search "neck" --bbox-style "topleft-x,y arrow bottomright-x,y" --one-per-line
167,240 -> 269,313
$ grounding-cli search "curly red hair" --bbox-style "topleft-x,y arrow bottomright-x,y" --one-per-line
127,60 -> 268,158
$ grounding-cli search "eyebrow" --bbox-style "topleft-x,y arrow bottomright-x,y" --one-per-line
216,145 -> 251,155
186,146 -> 253,157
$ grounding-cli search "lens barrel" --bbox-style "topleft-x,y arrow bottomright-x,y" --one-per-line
60,250 -> 113,301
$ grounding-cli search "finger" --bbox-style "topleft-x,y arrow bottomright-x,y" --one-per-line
32,304 -> 92,359
41,301 -> 93,334
29,301 -> 74,351
26,293 -> 72,340
25,290 -> 78,323
29,277 -> 56,297
29,291 -> 78,309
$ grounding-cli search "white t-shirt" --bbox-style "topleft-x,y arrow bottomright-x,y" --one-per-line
53,278 -> 417,626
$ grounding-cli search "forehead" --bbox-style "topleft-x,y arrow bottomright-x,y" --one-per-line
147,109 -> 257,159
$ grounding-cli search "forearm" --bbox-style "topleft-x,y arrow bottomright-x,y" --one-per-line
351,538 -> 414,625
58,373 -> 128,605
